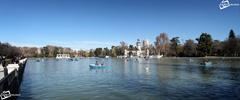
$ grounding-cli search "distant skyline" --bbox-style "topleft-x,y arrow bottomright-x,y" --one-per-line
0,0 -> 239,50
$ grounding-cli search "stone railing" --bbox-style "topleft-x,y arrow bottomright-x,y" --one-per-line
0,58 -> 27,100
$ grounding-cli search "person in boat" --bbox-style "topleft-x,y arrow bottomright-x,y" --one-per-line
204,59 -> 209,63
201,59 -> 211,66
95,61 -> 99,65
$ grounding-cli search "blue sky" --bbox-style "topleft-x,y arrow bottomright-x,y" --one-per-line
0,0 -> 239,50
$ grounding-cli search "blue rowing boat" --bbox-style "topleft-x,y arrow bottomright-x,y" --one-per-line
89,64 -> 110,69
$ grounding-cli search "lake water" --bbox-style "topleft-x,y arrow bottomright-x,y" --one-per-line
18,58 -> 240,100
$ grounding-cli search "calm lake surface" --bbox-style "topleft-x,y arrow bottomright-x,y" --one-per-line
18,58 -> 240,100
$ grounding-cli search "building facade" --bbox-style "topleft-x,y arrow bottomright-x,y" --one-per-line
124,39 -> 149,58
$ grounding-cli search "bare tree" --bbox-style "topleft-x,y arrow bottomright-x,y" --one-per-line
155,33 -> 169,55
119,41 -> 128,55
120,41 -> 128,49
183,39 -> 197,57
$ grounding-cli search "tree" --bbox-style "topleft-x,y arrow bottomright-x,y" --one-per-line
224,29 -> 238,56
129,45 -> 135,50
120,41 -> 128,49
53,47 -> 60,57
115,46 -> 122,56
103,47 -> 110,56
155,33 -> 169,55
183,39 -> 196,57
89,49 -> 95,57
229,29 -> 236,39
20,47 -> 39,57
110,46 -> 117,57
42,47 -> 49,57
196,33 -> 213,57
169,37 -> 180,56
212,40 -> 223,56
119,41 -> 128,55
94,48 -> 102,57
0,42 -> 21,58
237,36 -> 240,56
148,44 -> 156,55
78,50 -> 88,57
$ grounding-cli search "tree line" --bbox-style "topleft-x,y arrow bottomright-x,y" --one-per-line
0,29 -> 239,58
89,29 -> 240,57
0,42 -> 21,58
166,29 -> 240,57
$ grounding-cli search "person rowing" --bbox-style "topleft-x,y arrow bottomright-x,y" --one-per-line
95,61 -> 104,66
95,61 -> 99,66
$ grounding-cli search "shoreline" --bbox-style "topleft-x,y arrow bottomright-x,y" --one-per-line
28,56 -> 240,59
164,56 -> 240,58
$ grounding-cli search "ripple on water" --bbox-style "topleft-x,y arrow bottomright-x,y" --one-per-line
18,58 -> 240,100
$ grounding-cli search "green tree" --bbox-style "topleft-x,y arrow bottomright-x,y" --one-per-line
169,37 -> 180,56
229,29 -> 236,39
237,36 -> 240,56
129,45 -> 134,50
89,49 -> 95,57
103,47 -> 110,56
42,47 -> 49,57
115,46 -> 122,56
196,33 -> 213,57
53,47 -> 60,57
224,29 -> 238,56
94,48 -> 102,57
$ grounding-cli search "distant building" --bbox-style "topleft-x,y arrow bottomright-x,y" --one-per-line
124,39 -> 149,58
37,48 -> 41,55
56,54 -> 71,59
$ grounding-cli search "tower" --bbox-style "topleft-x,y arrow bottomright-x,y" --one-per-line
136,39 -> 141,51
136,39 -> 142,57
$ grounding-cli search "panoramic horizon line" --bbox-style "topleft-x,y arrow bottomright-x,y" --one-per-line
1,29 -> 238,50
